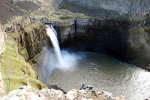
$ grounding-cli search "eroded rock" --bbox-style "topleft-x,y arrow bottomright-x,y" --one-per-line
0,85 -> 126,100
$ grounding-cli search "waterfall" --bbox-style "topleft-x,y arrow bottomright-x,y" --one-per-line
39,25 -> 83,85
46,25 -> 63,66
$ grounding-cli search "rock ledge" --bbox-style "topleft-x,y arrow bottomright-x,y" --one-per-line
0,85 -> 126,100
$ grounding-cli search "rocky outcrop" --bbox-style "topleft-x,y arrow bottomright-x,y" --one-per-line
0,85 -> 125,100
60,0 -> 150,18
1,34 -> 47,92
17,23 -> 50,61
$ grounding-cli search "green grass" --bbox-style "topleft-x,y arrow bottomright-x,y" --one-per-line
1,36 -> 46,93
25,23 -> 43,33
8,32 -> 21,39
59,16 -> 73,20
19,48 -> 28,57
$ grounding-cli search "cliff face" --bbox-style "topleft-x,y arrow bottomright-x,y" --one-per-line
60,0 -> 150,18
1,33 -> 47,92
17,23 -> 50,61
49,17 -> 150,70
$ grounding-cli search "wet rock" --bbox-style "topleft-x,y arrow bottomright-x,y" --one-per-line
48,85 -> 67,94
80,84 -> 93,90
142,65 -> 150,71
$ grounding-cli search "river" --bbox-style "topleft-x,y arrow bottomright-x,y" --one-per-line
44,51 -> 150,100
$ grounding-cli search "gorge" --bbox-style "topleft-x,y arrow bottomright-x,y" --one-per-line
37,24 -> 150,100
0,0 -> 150,100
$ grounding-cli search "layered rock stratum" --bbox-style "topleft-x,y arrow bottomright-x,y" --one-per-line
60,0 -> 150,18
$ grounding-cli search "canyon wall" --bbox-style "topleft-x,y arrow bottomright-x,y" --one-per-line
57,0 -> 150,69
0,23 -> 48,92
49,17 -> 150,70
60,0 -> 150,18
17,23 -> 50,61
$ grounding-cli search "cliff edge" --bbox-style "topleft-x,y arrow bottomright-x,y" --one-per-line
60,0 -> 150,18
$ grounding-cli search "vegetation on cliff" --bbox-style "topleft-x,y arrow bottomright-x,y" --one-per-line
1,32 -> 46,93
10,23 -> 49,61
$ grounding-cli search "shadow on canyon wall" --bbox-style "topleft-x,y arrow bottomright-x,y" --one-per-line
51,18 -> 150,70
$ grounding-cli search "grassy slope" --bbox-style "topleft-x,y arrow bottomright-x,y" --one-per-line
1,35 -> 46,93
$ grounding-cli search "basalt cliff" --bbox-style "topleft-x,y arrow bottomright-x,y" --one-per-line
0,0 -> 150,100
60,0 -> 150,18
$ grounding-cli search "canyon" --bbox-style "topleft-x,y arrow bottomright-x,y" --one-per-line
0,0 -> 150,100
